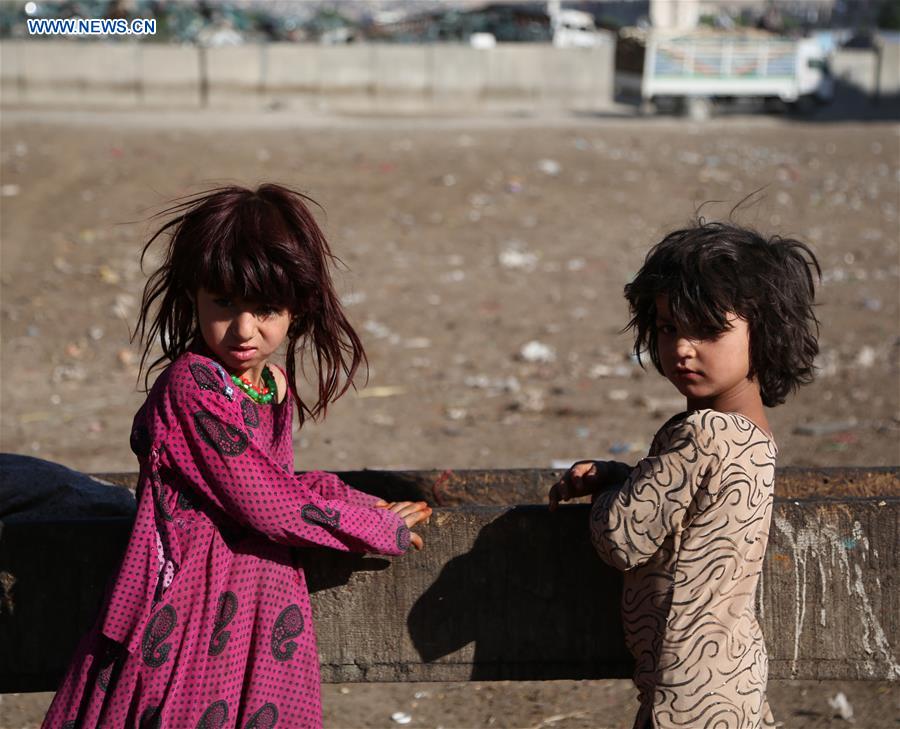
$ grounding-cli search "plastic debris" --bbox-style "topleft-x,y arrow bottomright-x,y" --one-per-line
588,363 -> 632,379
391,712 -> 412,725
341,291 -> 367,307
441,270 -> 466,283
827,692 -> 854,721
520,341 -> 556,363
499,243 -> 538,272
358,386 -> 406,399
537,158 -> 561,176
854,346 -> 876,368
793,419 -> 859,436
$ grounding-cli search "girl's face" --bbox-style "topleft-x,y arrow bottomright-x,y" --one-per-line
654,294 -> 755,408
194,288 -> 291,377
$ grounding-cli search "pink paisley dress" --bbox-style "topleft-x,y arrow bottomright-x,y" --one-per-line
42,341 -> 410,729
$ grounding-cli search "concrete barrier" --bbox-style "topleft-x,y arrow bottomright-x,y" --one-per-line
0,466 -> 897,692
0,39 -> 616,111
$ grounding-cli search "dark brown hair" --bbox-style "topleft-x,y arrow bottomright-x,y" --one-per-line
624,219 -> 821,407
132,183 -> 366,425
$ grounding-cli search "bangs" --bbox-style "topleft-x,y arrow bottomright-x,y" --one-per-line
663,277 -> 736,338
192,196 -> 297,309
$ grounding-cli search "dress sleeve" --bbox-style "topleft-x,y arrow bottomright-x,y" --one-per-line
305,470 -> 382,508
589,412 -> 721,571
155,360 -> 410,556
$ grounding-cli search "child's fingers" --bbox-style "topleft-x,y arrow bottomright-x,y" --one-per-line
409,532 -> 424,551
385,500 -> 415,514
373,500 -> 390,508
392,501 -> 430,520
403,506 -> 433,528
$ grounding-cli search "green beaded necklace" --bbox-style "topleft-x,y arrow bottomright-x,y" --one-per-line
231,366 -> 278,405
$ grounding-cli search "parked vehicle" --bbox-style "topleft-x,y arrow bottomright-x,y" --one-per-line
616,28 -> 834,118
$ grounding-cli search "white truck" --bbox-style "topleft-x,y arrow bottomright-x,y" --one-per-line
616,29 -> 834,119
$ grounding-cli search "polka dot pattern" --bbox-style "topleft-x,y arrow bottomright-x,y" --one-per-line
42,343 -> 410,728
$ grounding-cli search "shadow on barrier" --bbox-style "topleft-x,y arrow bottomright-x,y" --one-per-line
407,506 -> 633,681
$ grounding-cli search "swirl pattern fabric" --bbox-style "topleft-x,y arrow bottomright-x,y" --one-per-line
591,410 -> 778,729
42,341 -> 409,728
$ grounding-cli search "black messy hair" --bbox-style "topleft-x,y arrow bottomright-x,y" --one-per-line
624,220 -> 821,407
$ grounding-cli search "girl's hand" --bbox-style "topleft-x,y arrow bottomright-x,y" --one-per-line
548,460 -> 633,512
375,500 -> 432,550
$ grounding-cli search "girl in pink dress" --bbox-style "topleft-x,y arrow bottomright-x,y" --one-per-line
549,220 -> 821,729
43,183 -> 431,729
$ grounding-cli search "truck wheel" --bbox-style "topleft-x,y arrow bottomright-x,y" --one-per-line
685,96 -> 712,121
787,95 -> 817,117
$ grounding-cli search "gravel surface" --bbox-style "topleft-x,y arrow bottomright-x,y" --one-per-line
1,107 -> 897,728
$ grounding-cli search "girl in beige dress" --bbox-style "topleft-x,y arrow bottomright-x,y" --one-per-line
549,220 -> 821,729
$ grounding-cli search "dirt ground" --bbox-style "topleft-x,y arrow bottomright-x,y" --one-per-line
1,107 -> 898,727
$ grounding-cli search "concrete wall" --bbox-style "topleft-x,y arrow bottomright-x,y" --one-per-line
1,466 -> 897,691
0,40 -> 616,112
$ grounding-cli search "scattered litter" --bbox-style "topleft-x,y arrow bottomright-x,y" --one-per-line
413,690 -> 431,699
499,243 -> 538,272
639,395 -> 685,415
854,346 -> 876,368
111,293 -> 136,319
52,364 -> 87,383
391,712 -> 412,725
512,387 -> 546,413
1,184 -> 20,197
537,158 -> 561,176
116,348 -> 135,368
607,389 -> 629,401
566,258 -> 585,271
368,413 -> 395,427
588,363 -> 632,379
827,692 -> 854,722
505,177 -> 524,193
445,407 -> 468,421
520,341 -> 556,363
814,349 -> 839,377
363,319 -> 393,340
98,265 -> 120,284
442,174 -> 456,187
358,386 -> 406,399
339,687 -> 350,695
404,337 -> 431,349
609,442 -> 630,454
464,374 -> 520,394
341,291 -> 367,307
793,419 -> 858,436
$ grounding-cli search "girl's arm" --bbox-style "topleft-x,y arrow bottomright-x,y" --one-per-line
154,360 -> 410,556
590,412 -> 721,571
304,471 -> 383,508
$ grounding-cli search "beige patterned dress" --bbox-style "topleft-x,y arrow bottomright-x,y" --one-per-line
591,409 -> 778,729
